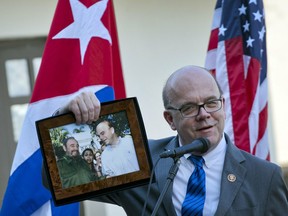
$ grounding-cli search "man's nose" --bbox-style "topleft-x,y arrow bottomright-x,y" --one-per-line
196,106 -> 210,119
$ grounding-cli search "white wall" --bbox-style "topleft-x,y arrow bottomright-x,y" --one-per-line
1,0 -> 287,215
0,0 -> 57,38
114,0 -> 215,139
114,0 -> 288,165
265,0 -> 288,165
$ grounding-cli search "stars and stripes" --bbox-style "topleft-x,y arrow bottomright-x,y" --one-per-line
205,0 -> 269,160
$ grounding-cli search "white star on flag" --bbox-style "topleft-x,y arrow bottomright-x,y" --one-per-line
249,0 -> 257,5
258,26 -> 265,41
219,24 -> 227,36
253,10 -> 263,22
53,0 -> 112,64
246,36 -> 255,47
238,4 -> 247,15
243,20 -> 250,32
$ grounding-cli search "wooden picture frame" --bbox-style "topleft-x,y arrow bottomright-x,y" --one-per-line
36,97 -> 152,206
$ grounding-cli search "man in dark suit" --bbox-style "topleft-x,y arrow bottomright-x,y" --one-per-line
51,65 -> 288,215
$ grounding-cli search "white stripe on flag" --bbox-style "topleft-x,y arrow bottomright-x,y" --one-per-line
255,128 -> 269,158
205,49 -> 217,71
31,201 -> 52,216
215,41 -> 235,144
248,82 -> 260,151
211,7 -> 222,30
11,85 -> 108,174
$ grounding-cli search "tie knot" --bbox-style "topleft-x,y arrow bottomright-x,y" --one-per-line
189,155 -> 204,168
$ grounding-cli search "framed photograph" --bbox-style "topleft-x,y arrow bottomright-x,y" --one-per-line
36,97 -> 153,206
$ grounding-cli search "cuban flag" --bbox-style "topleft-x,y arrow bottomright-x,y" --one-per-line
0,0 -> 125,215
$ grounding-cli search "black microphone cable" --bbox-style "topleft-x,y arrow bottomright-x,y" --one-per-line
141,157 -> 161,216
141,137 -> 210,215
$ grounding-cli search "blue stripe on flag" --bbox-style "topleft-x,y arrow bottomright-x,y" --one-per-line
51,200 -> 79,215
1,86 -> 114,216
0,149 -> 79,216
1,149 -> 50,215
95,86 -> 115,103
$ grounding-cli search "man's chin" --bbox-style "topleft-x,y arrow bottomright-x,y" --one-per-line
71,152 -> 80,157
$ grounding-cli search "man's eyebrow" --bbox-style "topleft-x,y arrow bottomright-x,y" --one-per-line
179,96 -> 220,107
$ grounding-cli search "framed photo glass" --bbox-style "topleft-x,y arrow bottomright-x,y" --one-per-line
36,97 -> 153,206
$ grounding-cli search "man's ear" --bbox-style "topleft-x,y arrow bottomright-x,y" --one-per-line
111,127 -> 115,134
222,97 -> 226,119
163,110 -> 177,131
62,145 -> 67,152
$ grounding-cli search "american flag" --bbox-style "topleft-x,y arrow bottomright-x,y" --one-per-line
205,0 -> 269,160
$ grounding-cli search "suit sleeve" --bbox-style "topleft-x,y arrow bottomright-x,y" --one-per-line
265,165 -> 288,215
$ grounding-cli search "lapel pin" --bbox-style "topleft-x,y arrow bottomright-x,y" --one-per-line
227,174 -> 236,182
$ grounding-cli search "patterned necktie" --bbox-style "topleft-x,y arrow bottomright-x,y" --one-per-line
181,155 -> 205,216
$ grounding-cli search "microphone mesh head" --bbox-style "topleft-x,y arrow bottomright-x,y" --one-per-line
199,137 -> 211,153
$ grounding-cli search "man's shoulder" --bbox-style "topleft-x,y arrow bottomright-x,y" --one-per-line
121,135 -> 133,143
147,136 -> 176,152
57,156 -> 68,163
225,134 -> 280,172
240,148 -> 279,169
148,136 -> 176,144
56,157 -> 72,174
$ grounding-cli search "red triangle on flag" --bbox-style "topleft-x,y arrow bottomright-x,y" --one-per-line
31,0 -> 126,103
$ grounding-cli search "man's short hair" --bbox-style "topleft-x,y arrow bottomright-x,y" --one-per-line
62,137 -> 78,147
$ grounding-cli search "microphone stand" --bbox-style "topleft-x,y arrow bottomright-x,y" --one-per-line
151,157 -> 181,216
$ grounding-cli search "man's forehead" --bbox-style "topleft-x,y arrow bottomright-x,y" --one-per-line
67,139 -> 77,145
97,121 -> 109,130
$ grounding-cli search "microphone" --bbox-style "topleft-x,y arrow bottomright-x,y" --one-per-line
159,137 -> 211,158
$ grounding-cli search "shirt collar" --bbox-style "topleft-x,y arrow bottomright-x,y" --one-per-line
179,134 -> 226,169
203,135 -> 226,168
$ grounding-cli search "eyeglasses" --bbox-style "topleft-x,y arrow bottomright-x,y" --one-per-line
167,97 -> 223,118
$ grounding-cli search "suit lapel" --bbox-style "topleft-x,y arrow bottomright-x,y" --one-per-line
215,134 -> 247,216
152,134 -> 247,216
155,137 -> 179,216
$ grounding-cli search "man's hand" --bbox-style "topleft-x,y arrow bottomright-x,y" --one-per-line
62,92 -> 101,124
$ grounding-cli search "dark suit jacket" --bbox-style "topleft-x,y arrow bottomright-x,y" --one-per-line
91,134 -> 288,215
